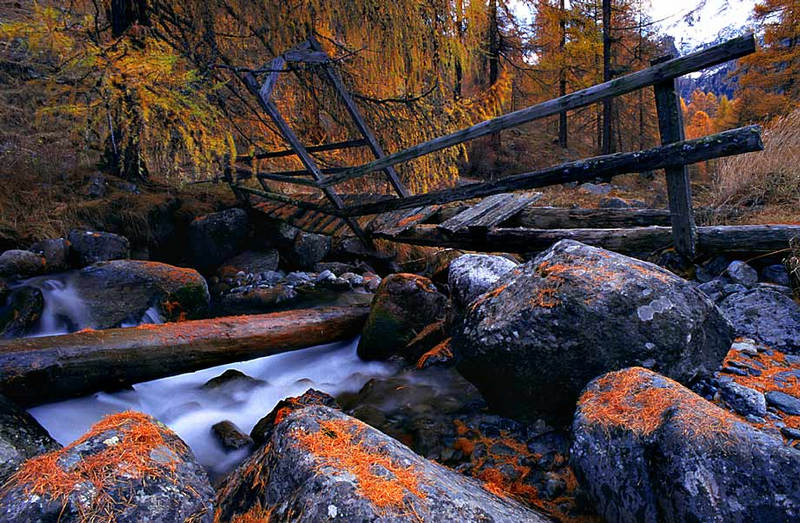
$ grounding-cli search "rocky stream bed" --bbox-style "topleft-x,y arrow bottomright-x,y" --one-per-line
0,206 -> 798,522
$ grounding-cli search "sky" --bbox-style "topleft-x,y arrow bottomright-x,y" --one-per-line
510,0 -> 758,49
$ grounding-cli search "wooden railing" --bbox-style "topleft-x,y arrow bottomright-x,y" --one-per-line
227,34 -> 761,257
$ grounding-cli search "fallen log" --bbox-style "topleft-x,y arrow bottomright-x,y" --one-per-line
0,305 -> 368,407
375,224 -> 800,256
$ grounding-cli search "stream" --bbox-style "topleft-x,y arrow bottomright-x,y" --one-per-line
14,271 -> 401,480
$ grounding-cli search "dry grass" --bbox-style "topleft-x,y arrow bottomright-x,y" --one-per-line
707,109 -> 800,223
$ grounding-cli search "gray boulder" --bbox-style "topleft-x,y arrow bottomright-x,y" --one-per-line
718,378 -> 767,418
0,412 -> 214,522
720,288 -> 800,352
292,231 -> 331,270
571,367 -> 800,523
725,260 -> 758,287
762,264 -> 791,286
29,238 -> 70,272
219,249 -> 279,275
215,404 -> 549,522
187,208 -> 248,271
357,273 -> 449,360
0,394 -> 60,484
766,391 -> 800,416
74,260 -> 209,328
67,230 -> 130,266
454,239 -> 733,423
0,250 -> 45,279
448,254 -> 518,308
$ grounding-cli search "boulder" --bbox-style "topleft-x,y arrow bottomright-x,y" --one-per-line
448,254 -> 518,308
218,249 -> 279,276
291,231 -> 331,270
765,390 -> 800,416
0,286 -> 43,338
718,378 -> 767,418
187,208 -> 248,271
0,412 -> 214,522
67,230 -> 130,266
454,239 -> 733,423
571,367 -> 800,522
0,249 -> 46,279
720,288 -> 800,352
211,421 -> 253,451
762,264 -> 791,287
725,260 -> 758,287
0,394 -> 60,484
250,388 -> 337,447
214,285 -> 297,315
29,238 -> 70,272
357,273 -> 449,360
74,260 -> 209,328
215,404 -> 549,522
201,369 -> 265,392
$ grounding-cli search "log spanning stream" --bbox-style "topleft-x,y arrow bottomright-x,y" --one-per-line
10,275 -> 400,479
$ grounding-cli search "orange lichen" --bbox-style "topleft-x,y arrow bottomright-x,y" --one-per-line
529,287 -> 561,308
451,419 -> 599,522
416,338 -> 453,369
272,407 -> 293,426
720,344 -> 800,440
397,213 -> 425,228
470,283 -> 510,312
579,368 -> 737,440
229,503 -> 274,523
7,411 -> 180,522
294,418 -> 425,509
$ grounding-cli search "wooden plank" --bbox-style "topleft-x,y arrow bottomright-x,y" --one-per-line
509,207 -> 673,229
242,71 -> 372,247
377,206 -> 441,236
231,185 -> 341,215
653,54 -> 697,258
258,167 -> 348,177
439,193 -> 515,233
308,36 -> 410,197
318,34 -> 756,188
257,172 -> 320,187
283,49 -> 330,63
339,126 -> 763,217
237,139 -> 368,163
468,192 -> 543,230
260,56 -> 286,102
375,224 -> 800,256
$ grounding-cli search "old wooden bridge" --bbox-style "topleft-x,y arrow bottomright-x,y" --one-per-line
221,34 -> 799,259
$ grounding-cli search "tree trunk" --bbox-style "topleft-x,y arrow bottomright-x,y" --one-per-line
0,306 -> 368,407
558,0 -> 568,149
488,0 -> 502,151
602,0 -> 614,155
110,0 -> 149,38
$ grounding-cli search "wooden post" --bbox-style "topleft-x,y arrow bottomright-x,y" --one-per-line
307,36 -> 410,198
652,54 -> 697,258
241,72 -> 374,249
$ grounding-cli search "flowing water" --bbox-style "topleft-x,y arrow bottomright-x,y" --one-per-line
16,272 -> 400,479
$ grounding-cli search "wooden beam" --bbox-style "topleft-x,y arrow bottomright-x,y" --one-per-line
242,72 -> 373,247
339,126 -> 763,216
319,34 -> 756,187
260,56 -> 286,102
0,306 -> 369,407
509,207 -> 673,229
653,54 -> 697,257
375,224 -> 800,256
236,139 -> 368,163
231,185 -> 341,215
308,36 -> 410,197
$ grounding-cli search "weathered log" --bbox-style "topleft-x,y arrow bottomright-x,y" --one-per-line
375,224 -> 800,256
341,126 -> 763,216
320,34 -> 755,187
0,305 -> 368,407
509,207 -> 673,229
236,139 -> 368,163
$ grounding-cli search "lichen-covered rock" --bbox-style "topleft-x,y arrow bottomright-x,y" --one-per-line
250,388 -> 337,447
216,404 -> 550,522
0,412 -> 214,522
357,273 -> 449,360
448,253 -> 518,308
0,394 -> 60,484
571,367 -> 800,523
187,208 -> 249,271
720,288 -> 800,352
454,240 -> 733,423
0,286 -> 43,338
291,231 -> 331,270
67,230 -> 130,266
29,238 -> 71,272
74,260 -> 209,328
0,249 -> 46,279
